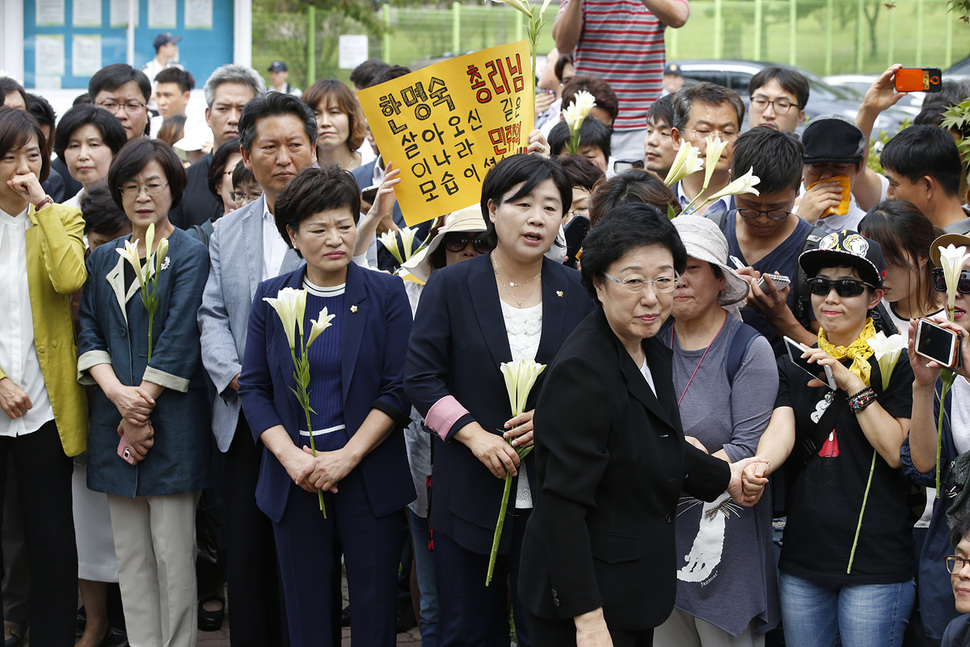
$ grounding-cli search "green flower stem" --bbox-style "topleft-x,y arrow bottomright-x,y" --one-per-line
290,344 -> 327,518
847,450 -> 876,574
486,440 -> 533,586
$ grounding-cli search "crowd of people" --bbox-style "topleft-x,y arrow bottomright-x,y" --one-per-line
2,11 -> 970,647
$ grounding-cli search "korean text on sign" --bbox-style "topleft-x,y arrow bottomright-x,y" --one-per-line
357,40 -> 534,226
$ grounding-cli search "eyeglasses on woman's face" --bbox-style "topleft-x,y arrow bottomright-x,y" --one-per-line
443,233 -> 491,254
934,268 -> 970,295
602,272 -> 679,294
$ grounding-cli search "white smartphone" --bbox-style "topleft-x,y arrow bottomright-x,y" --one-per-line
784,335 -> 837,390
915,318 -> 962,370
758,273 -> 791,290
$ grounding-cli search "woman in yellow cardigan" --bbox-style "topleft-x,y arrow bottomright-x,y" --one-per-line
0,106 -> 87,646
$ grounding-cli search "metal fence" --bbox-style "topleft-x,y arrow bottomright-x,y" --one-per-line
251,0 -> 968,90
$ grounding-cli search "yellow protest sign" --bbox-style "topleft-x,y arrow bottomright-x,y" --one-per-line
357,40 -> 534,227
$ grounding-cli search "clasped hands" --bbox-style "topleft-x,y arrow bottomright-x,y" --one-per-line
286,445 -> 356,495
455,411 -> 535,480
110,385 -> 156,463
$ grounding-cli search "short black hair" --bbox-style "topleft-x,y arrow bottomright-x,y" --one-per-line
53,105 -> 127,162
588,169 -> 679,226
155,67 -> 195,94
0,106 -> 50,182
80,182 -> 130,237
371,66 -> 412,88
231,159 -> 257,189
479,154 -> 572,249
554,53 -> 574,83
951,510 -> 970,549
274,165 -> 361,256
561,76 -> 619,123
207,137 -> 242,199
107,138 -> 188,210
558,154 -> 604,191
238,92 -> 317,153
0,78 -> 27,107
881,125 -> 962,198
731,126 -> 804,194
349,59 -> 389,89
73,92 -> 93,107
26,93 -> 56,131
647,93 -> 675,126
89,64 -> 151,103
671,82 -> 745,132
548,116 -> 612,159
747,66 -> 810,109
580,202 -> 687,302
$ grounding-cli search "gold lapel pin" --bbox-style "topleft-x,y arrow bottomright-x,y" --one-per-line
350,305 -> 358,313
556,290 -> 564,297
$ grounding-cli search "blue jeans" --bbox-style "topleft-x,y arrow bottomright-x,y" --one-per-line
409,509 -> 439,647
778,572 -> 915,647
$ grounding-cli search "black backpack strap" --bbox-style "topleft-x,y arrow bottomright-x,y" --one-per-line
188,220 -> 215,248
705,208 -> 728,231
793,226 -> 827,330
869,301 -> 899,336
724,322 -> 760,386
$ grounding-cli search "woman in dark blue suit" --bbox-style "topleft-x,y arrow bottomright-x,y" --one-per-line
239,166 -> 414,647
405,154 -> 595,646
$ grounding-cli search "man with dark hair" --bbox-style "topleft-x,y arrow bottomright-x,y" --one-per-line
560,75 -> 619,128
25,93 -> 69,202
747,66 -> 808,133
349,58 -> 389,93
89,64 -> 152,141
722,126 -> 821,353
553,0 -> 689,162
197,91 -> 316,647
882,124 -> 970,233
548,116 -> 611,173
644,93 -> 677,179
795,114 -> 872,233
0,77 -> 27,111
942,513 -> 970,645
170,64 -> 264,229
149,67 -> 194,138
670,82 -> 745,217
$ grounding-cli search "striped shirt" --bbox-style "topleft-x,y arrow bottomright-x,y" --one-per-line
560,0 -> 684,132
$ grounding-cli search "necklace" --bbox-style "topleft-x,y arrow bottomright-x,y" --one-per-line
668,312 -> 729,406
492,258 -> 542,308
493,261 -> 541,287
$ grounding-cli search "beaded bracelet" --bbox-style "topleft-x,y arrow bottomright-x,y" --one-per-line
848,386 -> 877,413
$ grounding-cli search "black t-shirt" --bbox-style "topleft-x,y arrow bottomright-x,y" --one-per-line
169,153 -> 222,229
775,349 -> 915,584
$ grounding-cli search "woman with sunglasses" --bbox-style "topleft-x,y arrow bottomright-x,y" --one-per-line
749,230 -> 915,647
905,232 -> 970,643
405,154 -> 595,646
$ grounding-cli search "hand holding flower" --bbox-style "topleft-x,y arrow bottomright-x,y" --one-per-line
503,409 -> 535,449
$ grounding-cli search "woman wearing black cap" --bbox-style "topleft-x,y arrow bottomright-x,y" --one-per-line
748,230 -> 915,647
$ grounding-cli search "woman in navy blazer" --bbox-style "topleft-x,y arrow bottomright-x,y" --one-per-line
405,154 -> 595,646
239,166 -> 413,647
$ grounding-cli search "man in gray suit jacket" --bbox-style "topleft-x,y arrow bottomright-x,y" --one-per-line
198,92 -> 317,647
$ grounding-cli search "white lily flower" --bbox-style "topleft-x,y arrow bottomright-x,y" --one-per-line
499,358 -> 547,417
866,331 -> 906,391
703,167 -> 761,205
399,227 -> 419,261
702,136 -> 729,191
663,140 -> 703,187
116,238 -> 147,288
378,230 -> 405,265
939,244 -> 970,319
263,287 -> 308,350
306,306 -> 336,348
145,223 -> 155,265
154,236 -> 170,276
573,90 -> 596,118
562,101 -> 584,131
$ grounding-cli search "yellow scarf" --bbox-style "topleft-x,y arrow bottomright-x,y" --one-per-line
817,318 -> 876,387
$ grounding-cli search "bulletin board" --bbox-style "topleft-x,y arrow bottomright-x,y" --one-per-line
23,0 -> 234,90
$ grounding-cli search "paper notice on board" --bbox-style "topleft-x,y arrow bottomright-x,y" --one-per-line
357,41 -> 534,226
36,0 -> 65,26
73,36 -> 103,77
185,0 -> 213,28
110,0 -> 138,27
338,36 -> 369,70
73,0 -> 102,27
35,35 -> 65,77
148,0 -> 177,28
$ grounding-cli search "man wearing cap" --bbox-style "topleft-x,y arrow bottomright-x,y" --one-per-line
553,0 -> 690,162
268,61 -> 302,98
142,33 -> 184,111
795,114 -> 889,234
663,63 -> 684,95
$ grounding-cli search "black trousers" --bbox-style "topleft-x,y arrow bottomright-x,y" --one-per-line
0,420 -> 77,646
223,414 -> 288,647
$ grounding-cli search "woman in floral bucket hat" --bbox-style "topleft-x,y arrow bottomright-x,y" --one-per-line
748,229 -> 916,647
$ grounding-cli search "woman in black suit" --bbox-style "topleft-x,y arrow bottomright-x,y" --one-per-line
517,204 -> 766,647
405,154 -> 595,646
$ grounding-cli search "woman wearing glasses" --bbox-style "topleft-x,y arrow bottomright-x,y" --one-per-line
517,205 -> 766,646
905,232 -> 970,643
78,139 -> 211,647
941,515 -> 970,646
751,230 -> 915,647
405,154 -> 595,646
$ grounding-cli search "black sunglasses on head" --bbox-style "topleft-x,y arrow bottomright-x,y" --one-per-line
933,268 -> 970,294
807,277 -> 875,298
443,233 -> 491,254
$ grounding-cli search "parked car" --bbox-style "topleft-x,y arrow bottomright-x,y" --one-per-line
824,74 -> 923,117
946,55 -> 970,80
670,59 -> 911,136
